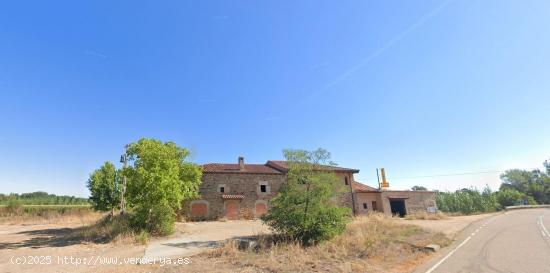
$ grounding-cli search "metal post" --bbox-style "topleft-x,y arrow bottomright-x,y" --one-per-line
120,145 -> 128,216
376,168 -> 381,190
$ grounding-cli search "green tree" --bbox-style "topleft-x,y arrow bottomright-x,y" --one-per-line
496,188 -> 523,207
124,138 -> 202,235
411,185 -> 428,191
87,161 -> 120,215
500,165 -> 550,204
261,148 -> 351,245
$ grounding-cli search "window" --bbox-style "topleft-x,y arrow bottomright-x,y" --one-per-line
220,186 -> 225,193
372,201 -> 377,211
258,181 -> 270,194
218,184 -> 227,193
344,177 -> 349,185
363,203 -> 368,209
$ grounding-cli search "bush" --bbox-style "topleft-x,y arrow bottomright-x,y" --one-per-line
495,188 -> 523,207
261,149 -> 351,245
436,186 -> 499,214
6,199 -> 23,216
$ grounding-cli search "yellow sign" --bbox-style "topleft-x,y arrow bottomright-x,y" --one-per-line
380,168 -> 390,188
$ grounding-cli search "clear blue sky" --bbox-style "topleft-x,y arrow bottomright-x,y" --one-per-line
1,1 -> 549,197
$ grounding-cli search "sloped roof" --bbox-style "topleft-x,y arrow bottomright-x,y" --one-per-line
266,160 -> 359,173
352,181 -> 380,193
202,163 -> 282,174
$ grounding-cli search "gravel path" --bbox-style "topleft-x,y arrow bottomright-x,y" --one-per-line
143,220 -> 271,259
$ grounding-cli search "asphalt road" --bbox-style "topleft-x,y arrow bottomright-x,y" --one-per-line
416,208 -> 550,273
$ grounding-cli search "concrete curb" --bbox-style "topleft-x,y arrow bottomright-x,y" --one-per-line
505,205 -> 550,210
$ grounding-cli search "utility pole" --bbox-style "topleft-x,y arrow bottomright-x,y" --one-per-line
120,145 -> 128,216
376,168 -> 381,190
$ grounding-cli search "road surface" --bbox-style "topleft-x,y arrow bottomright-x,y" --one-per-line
416,208 -> 550,273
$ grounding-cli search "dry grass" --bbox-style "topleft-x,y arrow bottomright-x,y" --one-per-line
0,206 -> 102,225
69,214 -> 151,245
184,213 -> 451,273
404,211 -> 448,220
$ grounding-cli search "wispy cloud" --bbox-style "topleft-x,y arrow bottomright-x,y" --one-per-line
84,49 -> 107,59
302,0 -> 455,103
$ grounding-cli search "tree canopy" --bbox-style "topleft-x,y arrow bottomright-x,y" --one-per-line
87,161 -> 120,213
261,148 -> 350,245
411,185 -> 428,191
124,138 -> 202,235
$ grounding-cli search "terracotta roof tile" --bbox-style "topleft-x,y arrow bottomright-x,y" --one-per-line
202,163 -> 281,174
266,160 -> 359,173
352,181 -> 380,193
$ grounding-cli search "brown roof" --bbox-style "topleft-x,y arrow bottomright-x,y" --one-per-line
266,160 -> 359,173
202,163 -> 281,174
352,181 -> 380,193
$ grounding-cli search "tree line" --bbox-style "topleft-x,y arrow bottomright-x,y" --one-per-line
436,159 -> 550,214
0,191 -> 89,205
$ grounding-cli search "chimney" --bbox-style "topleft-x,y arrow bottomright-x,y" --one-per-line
238,156 -> 245,171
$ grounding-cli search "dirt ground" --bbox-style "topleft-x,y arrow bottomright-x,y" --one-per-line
396,212 -> 499,237
0,213 -> 497,273
0,215 -> 159,273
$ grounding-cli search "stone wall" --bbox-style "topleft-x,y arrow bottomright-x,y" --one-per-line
353,192 -> 383,215
380,191 -> 437,216
184,172 -> 286,220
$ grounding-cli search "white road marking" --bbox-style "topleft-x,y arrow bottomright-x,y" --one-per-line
425,235 -> 473,273
539,215 -> 550,238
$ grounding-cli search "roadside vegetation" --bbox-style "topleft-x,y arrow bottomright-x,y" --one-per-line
436,159 -> 549,214
0,191 -> 89,205
261,148 -> 351,245
194,214 -> 450,273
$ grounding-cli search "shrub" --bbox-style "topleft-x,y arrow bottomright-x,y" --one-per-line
436,186 -> 499,214
495,188 -> 523,207
261,148 -> 351,245
6,199 -> 23,216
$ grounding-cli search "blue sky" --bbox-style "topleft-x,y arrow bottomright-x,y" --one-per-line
1,1 -> 549,197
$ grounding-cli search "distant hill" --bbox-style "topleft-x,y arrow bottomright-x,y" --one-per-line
0,191 -> 89,205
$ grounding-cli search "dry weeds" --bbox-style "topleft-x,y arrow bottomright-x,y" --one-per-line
180,213 -> 450,273
404,211 -> 448,220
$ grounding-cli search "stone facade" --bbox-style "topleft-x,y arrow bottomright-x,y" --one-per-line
182,158 -> 437,220
185,172 -> 286,220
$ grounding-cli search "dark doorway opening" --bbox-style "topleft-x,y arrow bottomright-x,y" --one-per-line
389,199 -> 406,217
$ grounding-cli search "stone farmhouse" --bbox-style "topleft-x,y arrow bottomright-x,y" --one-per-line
184,157 -> 436,220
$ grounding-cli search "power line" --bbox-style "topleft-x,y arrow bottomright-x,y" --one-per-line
360,166 -> 544,181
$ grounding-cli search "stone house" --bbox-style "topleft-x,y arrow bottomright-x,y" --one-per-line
184,157 -> 436,220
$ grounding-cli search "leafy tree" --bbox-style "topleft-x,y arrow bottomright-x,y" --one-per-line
124,138 -> 202,235
87,161 -> 120,215
436,186 -> 499,214
261,148 -> 351,245
496,188 -> 524,207
411,185 -> 428,191
500,163 -> 550,204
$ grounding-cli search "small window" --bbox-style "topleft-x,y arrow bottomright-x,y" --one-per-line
363,203 -> 368,209
344,177 -> 349,185
220,186 -> 225,193
260,185 -> 267,193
